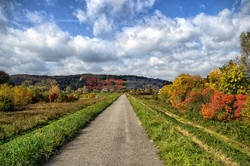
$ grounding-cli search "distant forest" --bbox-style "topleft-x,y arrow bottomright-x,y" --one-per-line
9,74 -> 171,90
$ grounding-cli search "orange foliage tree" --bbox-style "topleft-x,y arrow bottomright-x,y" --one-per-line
200,91 -> 235,121
234,94 -> 247,119
183,88 -> 213,111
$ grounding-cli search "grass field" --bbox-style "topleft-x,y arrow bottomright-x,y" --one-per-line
0,96 -> 107,142
127,94 -> 250,166
0,93 -> 120,166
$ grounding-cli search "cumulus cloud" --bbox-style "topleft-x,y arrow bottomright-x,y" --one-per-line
1,0 -> 250,80
110,5 -> 250,79
74,0 -> 156,36
0,20 -> 116,74
70,35 -> 116,62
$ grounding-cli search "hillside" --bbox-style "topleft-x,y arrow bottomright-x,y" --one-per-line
10,74 -> 171,90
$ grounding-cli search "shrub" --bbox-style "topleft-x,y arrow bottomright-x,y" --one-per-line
57,92 -> 68,102
88,93 -> 96,99
67,93 -> 78,102
49,86 -> 60,102
241,95 -> 250,124
200,91 -> 235,121
169,74 -> 205,108
184,88 -> 213,111
0,95 -> 13,111
30,89 -> 48,103
0,84 -> 14,111
13,86 -> 34,107
49,93 -> 58,103
41,91 -> 49,102
159,85 -> 172,103
234,94 -> 247,119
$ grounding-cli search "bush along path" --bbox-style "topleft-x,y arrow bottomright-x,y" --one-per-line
0,93 -> 120,166
127,94 -> 250,166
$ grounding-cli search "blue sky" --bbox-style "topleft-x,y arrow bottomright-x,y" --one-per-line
0,0 -> 249,80
6,0 -> 239,36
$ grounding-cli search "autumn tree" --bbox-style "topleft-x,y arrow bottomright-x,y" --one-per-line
206,69 -> 221,90
159,85 -> 172,103
13,86 -> 34,107
206,61 -> 248,94
169,74 -> 205,108
0,84 -> 13,111
49,85 -> 60,102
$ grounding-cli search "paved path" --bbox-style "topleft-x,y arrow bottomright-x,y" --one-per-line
45,94 -> 163,166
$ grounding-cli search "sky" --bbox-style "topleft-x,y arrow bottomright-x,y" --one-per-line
0,0 -> 250,80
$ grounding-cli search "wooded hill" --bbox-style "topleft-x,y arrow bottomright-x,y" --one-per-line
10,74 -> 171,90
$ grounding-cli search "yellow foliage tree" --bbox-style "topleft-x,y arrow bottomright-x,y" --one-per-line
206,69 -> 221,90
159,85 -> 172,102
206,61 -> 248,94
0,84 -> 14,111
49,85 -> 60,102
169,74 -> 205,108
13,86 -> 34,107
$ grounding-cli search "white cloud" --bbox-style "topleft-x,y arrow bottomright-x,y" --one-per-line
1,0 -> 250,80
70,35 -> 116,62
74,9 -> 87,23
149,57 -> 164,66
25,10 -> 46,24
93,14 -> 113,36
74,0 -> 156,36
0,21 -> 116,74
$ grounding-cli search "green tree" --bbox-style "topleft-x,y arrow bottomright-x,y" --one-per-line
0,70 -> 9,84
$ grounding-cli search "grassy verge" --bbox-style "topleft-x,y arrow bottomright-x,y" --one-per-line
0,93 -> 113,142
127,94 -> 223,166
137,95 -> 250,146
129,95 -> 250,166
0,93 -> 120,166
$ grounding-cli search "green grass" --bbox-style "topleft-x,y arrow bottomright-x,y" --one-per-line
130,95 -> 250,166
136,95 -> 250,146
0,93 -> 114,143
127,94 -> 223,166
0,93 -> 120,166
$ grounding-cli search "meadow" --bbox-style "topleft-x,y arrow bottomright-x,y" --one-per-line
0,93 -> 110,143
128,94 -> 249,166
0,93 -> 120,165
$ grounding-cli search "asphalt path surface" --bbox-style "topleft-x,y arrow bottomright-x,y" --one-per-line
45,94 -> 163,166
